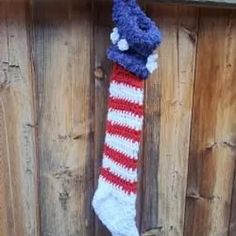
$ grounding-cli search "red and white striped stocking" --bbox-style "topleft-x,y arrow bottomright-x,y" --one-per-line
92,64 -> 144,236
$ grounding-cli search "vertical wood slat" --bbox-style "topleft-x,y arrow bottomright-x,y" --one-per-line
142,4 -> 198,236
228,12 -> 236,236
184,8 -> 236,236
93,1 -> 112,235
33,0 -> 94,235
0,1 -> 39,236
229,168 -> 236,235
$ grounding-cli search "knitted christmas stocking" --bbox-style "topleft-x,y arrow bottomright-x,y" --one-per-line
92,1 -> 162,235
93,64 -> 143,236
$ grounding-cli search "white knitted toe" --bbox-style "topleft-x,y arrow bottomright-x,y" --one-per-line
92,179 -> 139,236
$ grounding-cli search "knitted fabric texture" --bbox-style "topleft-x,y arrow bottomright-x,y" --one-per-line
92,1 -> 161,235
92,64 -> 143,236
107,0 -> 162,79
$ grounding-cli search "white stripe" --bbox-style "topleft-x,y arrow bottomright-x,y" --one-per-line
105,133 -> 139,160
109,81 -> 144,105
102,155 -> 137,182
107,109 -> 143,131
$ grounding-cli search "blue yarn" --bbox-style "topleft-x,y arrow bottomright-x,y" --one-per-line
107,0 -> 162,79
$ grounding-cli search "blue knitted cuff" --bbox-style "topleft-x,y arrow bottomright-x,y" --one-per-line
107,0 -> 162,79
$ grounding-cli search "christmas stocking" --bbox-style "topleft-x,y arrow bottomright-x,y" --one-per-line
92,1 -> 162,235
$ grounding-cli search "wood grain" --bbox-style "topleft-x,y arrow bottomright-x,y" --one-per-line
142,4 -> 199,236
102,0 -> 236,7
229,168 -> 236,235
0,1 -> 39,236
33,0 -> 94,235
184,8 -> 236,236
0,1 -> 235,235
93,1 -> 112,235
154,0 -> 236,8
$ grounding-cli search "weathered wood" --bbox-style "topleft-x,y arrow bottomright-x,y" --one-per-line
33,0 -> 94,235
184,8 -> 236,236
229,167 -> 236,235
0,1 -> 39,236
154,0 -> 236,8
103,0 -> 236,8
142,4 -> 199,236
0,98 -> 16,236
93,1 -> 112,235
141,3 -> 162,233
0,1 -> 235,235
228,14 -> 236,236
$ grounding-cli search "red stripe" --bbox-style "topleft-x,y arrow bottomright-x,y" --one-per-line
104,145 -> 138,170
108,98 -> 143,117
100,168 -> 137,194
111,64 -> 144,89
106,121 -> 141,142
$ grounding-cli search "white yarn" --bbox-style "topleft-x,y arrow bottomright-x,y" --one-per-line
147,53 -> 158,62
105,133 -> 140,159
146,61 -> 158,73
117,39 -> 129,51
103,155 -> 138,181
110,27 -> 120,45
107,109 -> 143,132
110,81 -> 144,105
92,178 -> 138,236
96,177 -> 136,202
146,53 -> 159,74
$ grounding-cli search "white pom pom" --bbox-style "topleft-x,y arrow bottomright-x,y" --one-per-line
146,61 -> 158,73
147,53 -> 158,63
110,27 -> 120,45
117,39 -> 129,51
113,27 -> 118,33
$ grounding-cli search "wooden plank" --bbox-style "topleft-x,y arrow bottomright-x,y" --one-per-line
0,1 -> 39,236
228,13 -> 236,236
229,167 -> 236,235
142,4 -> 199,236
154,0 -> 236,8
93,0 -> 112,235
184,8 -> 236,236
0,97 -> 17,236
103,0 -> 236,8
137,3 -> 147,233
33,0 -> 94,235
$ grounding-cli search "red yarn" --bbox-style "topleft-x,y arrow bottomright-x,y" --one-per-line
104,144 -> 138,171
99,64 -> 144,195
110,64 -> 144,89
100,168 -> 137,194
106,121 -> 141,143
108,98 -> 143,117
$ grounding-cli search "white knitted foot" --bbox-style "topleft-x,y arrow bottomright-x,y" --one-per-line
92,179 -> 139,236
